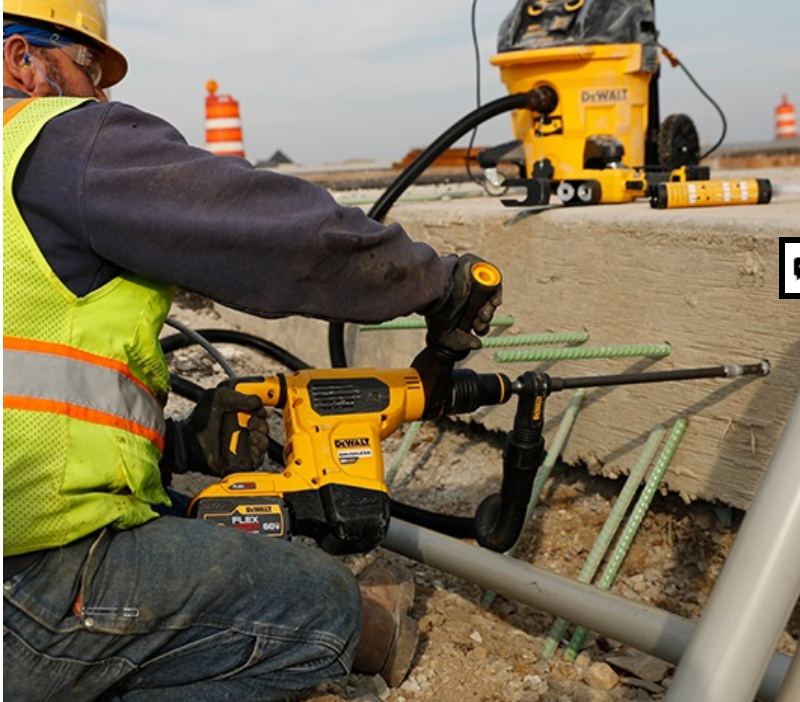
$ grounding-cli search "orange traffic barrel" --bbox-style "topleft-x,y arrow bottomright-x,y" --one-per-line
775,94 -> 798,140
205,80 -> 246,157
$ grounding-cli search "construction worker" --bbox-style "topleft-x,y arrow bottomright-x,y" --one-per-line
2,1 -> 502,701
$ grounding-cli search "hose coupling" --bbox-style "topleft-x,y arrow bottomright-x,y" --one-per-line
526,85 -> 558,115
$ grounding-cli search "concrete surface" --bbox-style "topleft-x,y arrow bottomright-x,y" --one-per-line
217,167 -> 800,510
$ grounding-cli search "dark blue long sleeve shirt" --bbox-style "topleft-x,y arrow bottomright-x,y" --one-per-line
5,88 -> 454,323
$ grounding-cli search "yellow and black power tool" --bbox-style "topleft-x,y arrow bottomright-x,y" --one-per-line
187,346 -> 768,556
482,0 -> 711,206
189,366 -> 432,552
189,261 -> 516,554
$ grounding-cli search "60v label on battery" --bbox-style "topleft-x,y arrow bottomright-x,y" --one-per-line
195,498 -> 288,538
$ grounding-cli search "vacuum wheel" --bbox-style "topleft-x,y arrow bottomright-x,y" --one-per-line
658,114 -> 701,170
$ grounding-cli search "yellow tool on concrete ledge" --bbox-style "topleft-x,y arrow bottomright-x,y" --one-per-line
650,178 -> 773,209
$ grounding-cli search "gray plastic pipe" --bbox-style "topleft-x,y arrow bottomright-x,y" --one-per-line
383,519 -> 791,702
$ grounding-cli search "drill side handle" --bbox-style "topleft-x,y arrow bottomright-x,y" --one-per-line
412,262 -> 502,420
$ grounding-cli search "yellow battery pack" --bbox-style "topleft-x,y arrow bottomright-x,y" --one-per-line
193,494 -> 288,537
651,179 -> 772,209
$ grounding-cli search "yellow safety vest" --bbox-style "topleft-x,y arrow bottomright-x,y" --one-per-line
3,97 -> 174,556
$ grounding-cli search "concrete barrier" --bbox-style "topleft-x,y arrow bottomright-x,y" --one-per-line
217,169 -> 800,510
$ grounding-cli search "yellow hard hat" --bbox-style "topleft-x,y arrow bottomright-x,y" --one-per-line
4,0 -> 127,88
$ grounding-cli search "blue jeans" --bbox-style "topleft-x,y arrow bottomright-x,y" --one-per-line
3,516 -> 361,702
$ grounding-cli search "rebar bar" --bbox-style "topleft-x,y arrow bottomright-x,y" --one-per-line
540,424 -> 666,659
481,331 -> 590,348
496,343 -> 672,364
385,421 -> 422,488
359,315 -> 515,331
565,418 -> 688,660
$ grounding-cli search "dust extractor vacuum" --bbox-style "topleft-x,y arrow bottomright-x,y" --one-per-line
484,0 -> 715,206
362,0 -> 723,227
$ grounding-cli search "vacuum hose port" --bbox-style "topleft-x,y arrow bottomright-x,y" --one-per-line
474,372 -> 548,552
527,85 -> 559,116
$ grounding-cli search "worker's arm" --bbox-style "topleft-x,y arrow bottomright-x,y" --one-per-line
12,98 -> 455,323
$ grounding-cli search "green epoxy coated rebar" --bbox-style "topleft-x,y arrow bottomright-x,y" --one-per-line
481,331 -> 590,348
481,389 -> 586,610
564,418 -> 688,661
495,343 -> 671,364
385,420 -> 422,488
540,424 -> 666,659
359,315 -> 515,331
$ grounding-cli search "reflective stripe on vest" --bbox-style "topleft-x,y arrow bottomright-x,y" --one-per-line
3,97 -> 35,124
3,336 -> 166,450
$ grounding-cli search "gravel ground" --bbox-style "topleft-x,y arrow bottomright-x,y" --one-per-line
163,287 -> 798,702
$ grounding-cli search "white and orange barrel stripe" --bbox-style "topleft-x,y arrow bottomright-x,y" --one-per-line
776,94 -> 798,140
205,80 -> 246,157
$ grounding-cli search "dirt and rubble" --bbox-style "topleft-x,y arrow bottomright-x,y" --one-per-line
164,292 -> 798,702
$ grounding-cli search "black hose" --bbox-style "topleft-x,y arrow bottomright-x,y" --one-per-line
169,375 -> 205,402
328,322 -> 347,368
473,372 -> 546,552
368,91 -> 552,223
659,43 -> 728,160
474,493 -> 529,552
464,0 -> 486,189
161,328 -> 311,371
680,60 -> 728,160
329,88 -> 557,368
390,500 -> 476,539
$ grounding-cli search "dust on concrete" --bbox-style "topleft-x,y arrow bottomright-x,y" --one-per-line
163,294 -> 798,702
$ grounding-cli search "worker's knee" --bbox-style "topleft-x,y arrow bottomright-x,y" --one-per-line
92,518 -> 363,645
297,547 -> 363,664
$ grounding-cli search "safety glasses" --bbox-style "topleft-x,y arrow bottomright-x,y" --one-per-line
3,23 -> 105,88
56,42 -> 103,88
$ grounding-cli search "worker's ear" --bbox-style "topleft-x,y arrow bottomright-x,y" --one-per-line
3,35 -> 38,91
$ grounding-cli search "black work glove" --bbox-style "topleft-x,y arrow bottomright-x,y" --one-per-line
162,381 -> 270,477
424,253 -> 503,355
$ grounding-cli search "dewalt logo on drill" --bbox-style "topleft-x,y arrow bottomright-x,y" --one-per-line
334,437 -> 370,449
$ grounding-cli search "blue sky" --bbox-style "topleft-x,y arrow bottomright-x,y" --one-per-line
109,1 -> 799,166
